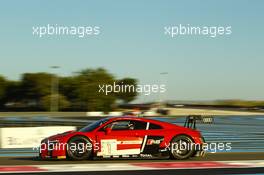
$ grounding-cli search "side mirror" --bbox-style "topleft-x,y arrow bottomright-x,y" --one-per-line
105,127 -> 112,135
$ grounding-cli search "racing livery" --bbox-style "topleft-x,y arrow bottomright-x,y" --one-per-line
39,116 -> 205,160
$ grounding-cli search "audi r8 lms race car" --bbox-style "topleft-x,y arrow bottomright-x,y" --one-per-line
39,116 -> 207,160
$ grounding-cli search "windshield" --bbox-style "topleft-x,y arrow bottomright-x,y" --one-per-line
79,118 -> 109,132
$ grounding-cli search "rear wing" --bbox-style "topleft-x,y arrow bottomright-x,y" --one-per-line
184,115 -> 214,129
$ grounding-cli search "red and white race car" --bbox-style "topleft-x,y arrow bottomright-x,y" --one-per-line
39,116 -> 206,160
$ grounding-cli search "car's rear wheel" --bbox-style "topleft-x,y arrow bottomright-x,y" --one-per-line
67,136 -> 92,160
170,135 -> 195,160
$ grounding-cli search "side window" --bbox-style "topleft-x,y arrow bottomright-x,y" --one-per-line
133,121 -> 147,130
110,121 -> 131,131
149,123 -> 162,130
104,120 -> 148,131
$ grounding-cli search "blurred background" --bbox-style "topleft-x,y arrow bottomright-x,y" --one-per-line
0,0 -> 264,161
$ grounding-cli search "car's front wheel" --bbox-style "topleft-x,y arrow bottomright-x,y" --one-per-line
170,135 -> 195,160
66,136 -> 92,160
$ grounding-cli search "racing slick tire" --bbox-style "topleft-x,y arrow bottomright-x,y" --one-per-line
66,136 -> 93,160
170,135 -> 195,160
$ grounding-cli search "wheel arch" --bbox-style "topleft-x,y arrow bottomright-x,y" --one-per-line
170,133 -> 195,143
67,134 -> 93,144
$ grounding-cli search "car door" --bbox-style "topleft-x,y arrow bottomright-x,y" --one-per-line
140,122 -> 165,154
95,120 -> 146,157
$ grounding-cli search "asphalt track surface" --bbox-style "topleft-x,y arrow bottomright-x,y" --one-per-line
0,152 -> 263,165
0,153 -> 264,174
1,168 -> 264,175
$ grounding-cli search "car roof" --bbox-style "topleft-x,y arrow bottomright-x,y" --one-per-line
107,116 -> 175,128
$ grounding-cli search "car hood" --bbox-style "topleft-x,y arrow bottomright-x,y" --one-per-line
44,130 -> 76,142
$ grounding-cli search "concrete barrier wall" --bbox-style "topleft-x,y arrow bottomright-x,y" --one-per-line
0,126 -> 76,149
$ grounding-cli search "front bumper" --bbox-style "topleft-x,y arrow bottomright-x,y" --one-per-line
39,141 -> 67,160
39,153 -> 66,160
